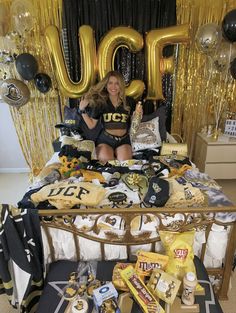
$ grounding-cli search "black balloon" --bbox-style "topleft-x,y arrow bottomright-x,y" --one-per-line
222,9 -> 236,42
230,58 -> 236,79
34,73 -> 52,93
15,53 -> 38,80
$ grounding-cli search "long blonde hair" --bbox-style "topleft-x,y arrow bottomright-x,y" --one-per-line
85,71 -> 128,110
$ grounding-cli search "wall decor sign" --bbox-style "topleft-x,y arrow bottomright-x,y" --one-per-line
224,119 -> 236,137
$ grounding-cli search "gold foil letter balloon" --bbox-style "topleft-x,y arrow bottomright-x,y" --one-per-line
146,24 -> 190,100
45,25 -> 97,98
97,26 -> 145,99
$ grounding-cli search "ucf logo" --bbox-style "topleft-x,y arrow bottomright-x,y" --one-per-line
152,183 -> 162,194
48,185 -> 90,199
103,112 -> 128,123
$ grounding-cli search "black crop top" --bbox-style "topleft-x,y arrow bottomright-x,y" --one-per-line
87,96 -> 136,130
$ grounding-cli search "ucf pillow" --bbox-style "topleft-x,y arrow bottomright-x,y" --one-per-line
131,116 -> 162,152
141,105 -> 167,141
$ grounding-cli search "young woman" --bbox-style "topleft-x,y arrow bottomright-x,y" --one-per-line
78,71 -> 142,162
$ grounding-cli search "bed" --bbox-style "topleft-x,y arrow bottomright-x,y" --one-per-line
38,203 -> 236,296
0,109 -> 235,313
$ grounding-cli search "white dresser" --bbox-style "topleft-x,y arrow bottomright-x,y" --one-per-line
193,133 -> 236,179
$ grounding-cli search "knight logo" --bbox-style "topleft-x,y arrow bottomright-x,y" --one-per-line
5,83 -> 23,101
174,249 -> 188,260
152,182 -> 161,193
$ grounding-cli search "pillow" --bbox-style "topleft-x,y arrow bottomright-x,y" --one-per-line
131,116 -> 162,152
60,137 -> 96,159
141,105 -> 167,142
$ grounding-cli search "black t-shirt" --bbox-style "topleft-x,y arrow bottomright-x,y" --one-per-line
88,96 -> 136,130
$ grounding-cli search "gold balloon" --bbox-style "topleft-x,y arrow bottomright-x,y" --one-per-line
160,56 -> 175,73
195,23 -> 222,56
10,0 -> 35,35
212,40 -> 232,73
146,24 -> 190,100
97,26 -> 145,99
125,80 -> 145,99
45,25 -> 97,98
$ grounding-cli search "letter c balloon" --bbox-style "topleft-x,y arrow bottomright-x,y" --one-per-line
98,26 -> 145,99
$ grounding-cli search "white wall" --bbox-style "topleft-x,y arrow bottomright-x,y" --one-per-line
0,100 -> 29,173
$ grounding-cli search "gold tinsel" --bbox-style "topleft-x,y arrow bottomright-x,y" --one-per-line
1,0 -> 65,175
173,0 -> 236,154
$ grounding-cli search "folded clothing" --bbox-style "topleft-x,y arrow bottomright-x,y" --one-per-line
165,178 -> 206,208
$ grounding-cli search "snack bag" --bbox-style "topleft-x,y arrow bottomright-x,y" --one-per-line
147,268 -> 181,304
120,265 -> 165,313
135,250 -> 169,277
112,263 -> 136,291
159,230 -> 203,291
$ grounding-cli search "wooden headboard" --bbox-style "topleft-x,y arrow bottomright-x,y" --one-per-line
39,205 -> 236,300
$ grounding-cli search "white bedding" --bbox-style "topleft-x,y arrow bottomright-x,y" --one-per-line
36,149 -> 235,270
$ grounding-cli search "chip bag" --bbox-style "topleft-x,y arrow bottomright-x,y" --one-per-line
112,263 -> 135,291
159,230 -> 203,291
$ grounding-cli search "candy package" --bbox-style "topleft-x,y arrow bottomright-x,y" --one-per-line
120,265 -> 165,313
135,250 -> 169,277
147,268 -> 181,304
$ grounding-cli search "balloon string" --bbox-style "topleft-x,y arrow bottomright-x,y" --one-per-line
205,55 -> 213,110
229,43 -> 232,65
172,44 -> 179,110
56,88 -> 63,122
206,55 -> 213,84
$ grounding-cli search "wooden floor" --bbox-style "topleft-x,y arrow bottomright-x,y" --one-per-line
0,174 -> 235,313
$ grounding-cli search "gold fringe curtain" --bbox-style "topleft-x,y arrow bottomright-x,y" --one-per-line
1,0 -> 65,175
173,0 -> 236,151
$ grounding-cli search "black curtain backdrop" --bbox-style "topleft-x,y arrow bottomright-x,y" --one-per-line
62,0 -> 176,131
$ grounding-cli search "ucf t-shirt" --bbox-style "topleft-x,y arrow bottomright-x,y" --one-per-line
89,96 -> 136,130
31,181 -> 106,209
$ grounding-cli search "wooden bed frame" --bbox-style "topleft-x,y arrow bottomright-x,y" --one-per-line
39,204 -> 236,301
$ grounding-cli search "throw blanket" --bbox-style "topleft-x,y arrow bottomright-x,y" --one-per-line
0,204 -> 43,313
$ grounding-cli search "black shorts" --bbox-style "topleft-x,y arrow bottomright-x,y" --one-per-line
96,130 -> 131,149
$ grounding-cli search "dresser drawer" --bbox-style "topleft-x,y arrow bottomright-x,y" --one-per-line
206,145 -> 236,162
193,133 -> 236,179
205,163 -> 236,179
